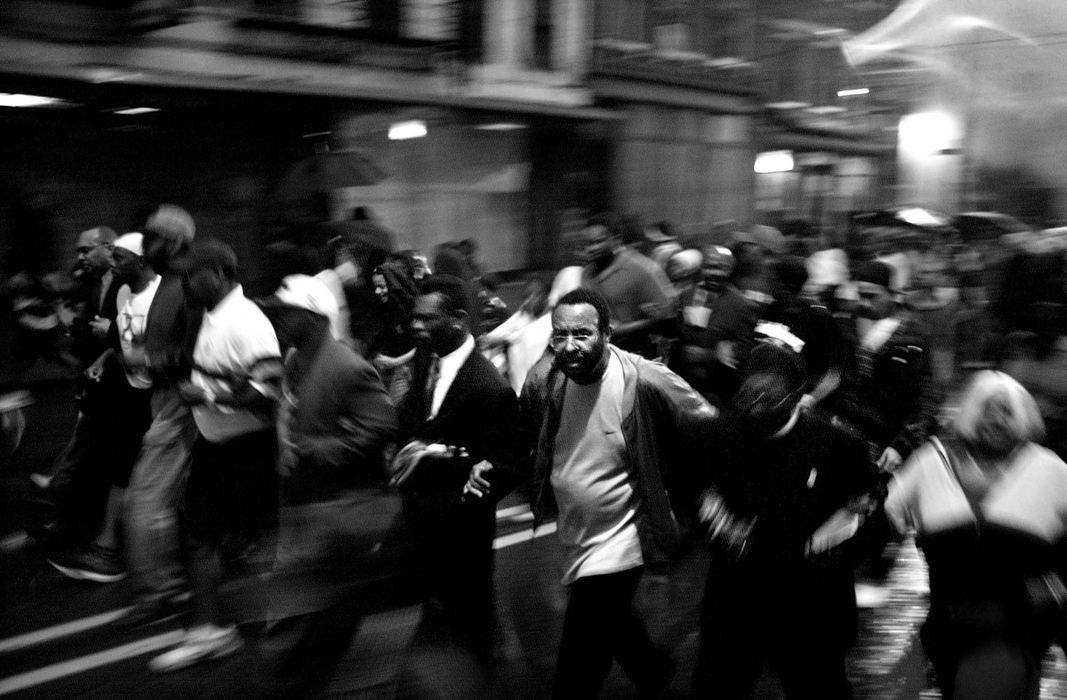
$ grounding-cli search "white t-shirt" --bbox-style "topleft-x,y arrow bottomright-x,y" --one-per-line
116,276 -> 162,390
551,352 -> 644,585
191,285 -> 281,443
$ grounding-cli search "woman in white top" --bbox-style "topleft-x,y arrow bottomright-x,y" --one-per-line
886,371 -> 1067,699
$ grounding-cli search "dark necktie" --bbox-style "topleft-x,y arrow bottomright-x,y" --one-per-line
425,354 -> 441,419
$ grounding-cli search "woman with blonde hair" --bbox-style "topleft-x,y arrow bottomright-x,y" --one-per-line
886,370 -> 1067,699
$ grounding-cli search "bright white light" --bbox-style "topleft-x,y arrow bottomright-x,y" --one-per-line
474,122 -> 527,131
0,93 -> 65,108
754,150 -> 794,174
114,107 -> 160,115
806,105 -> 848,115
898,111 -> 960,155
837,87 -> 870,97
765,101 -> 811,110
388,120 -> 427,140
897,207 -> 948,227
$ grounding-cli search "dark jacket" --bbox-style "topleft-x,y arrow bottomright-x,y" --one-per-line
399,344 -> 524,500
144,275 -> 201,386
829,310 -> 942,460
283,336 -> 399,503
269,334 -> 402,618
522,346 -> 718,567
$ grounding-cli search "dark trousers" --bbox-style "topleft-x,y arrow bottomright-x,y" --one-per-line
553,567 -> 671,700
46,363 -> 150,544
184,429 -> 277,627
405,493 -> 495,667
692,563 -> 853,699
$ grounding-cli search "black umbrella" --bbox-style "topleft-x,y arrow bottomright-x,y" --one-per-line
276,150 -> 388,199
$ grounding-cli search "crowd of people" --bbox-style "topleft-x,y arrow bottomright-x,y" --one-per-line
4,203 -> 1067,699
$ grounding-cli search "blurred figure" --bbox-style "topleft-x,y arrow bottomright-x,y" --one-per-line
644,220 -> 682,270
669,244 -> 759,407
665,248 -> 703,296
886,371 -> 1067,700
369,256 -> 419,403
0,389 -> 31,460
479,277 -> 551,394
827,260 -> 941,474
692,338 -> 877,698
121,204 -> 201,626
764,255 -> 847,408
312,235 -> 355,346
31,225 -> 120,547
256,274 -> 403,697
67,225 -> 118,365
516,287 -> 717,699
953,271 -> 1000,374
907,250 -> 960,386
46,233 -> 153,582
393,275 -> 523,675
579,212 -> 676,358
149,241 -> 282,672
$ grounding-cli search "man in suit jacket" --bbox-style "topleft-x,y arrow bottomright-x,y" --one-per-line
394,274 -> 523,671
258,274 -> 402,697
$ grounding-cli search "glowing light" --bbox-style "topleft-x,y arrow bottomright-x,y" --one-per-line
897,207 -> 949,227
474,122 -> 527,131
388,120 -> 427,140
806,105 -> 848,114
837,87 -> 870,97
754,150 -> 794,174
0,93 -> 68,108
898,111 -> 961,155
765,101 -> 811,110
113,107 -> 159,115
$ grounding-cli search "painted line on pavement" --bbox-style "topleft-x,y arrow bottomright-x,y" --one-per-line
495,504 -> 531,519
0,607 -> 134,655
0,515 -> 557,694
0,506 -> 535,656
0,631 -> 183,696
493,521 -> 557,549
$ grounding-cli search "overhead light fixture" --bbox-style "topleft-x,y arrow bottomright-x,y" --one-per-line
765,101 -> 812,110
388,120 -> 427,140
0,93 -> 73,108
805,105 -> 848,115
754,150 -> 794,174
113,107 -> 160,115
837,88 -> 870,97
474,122 -> 527,131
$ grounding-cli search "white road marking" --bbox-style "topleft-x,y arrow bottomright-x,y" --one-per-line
0,607 -> 134,655
495,504 -> 531,519
0,512 -> 556,694
0,631 -> 183,695
493,521 -> 557,549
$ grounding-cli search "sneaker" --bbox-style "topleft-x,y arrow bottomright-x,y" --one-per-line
47,545 -> 126,583
148,625 -> 244,673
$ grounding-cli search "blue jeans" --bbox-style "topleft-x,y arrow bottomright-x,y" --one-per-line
124,385 -> 197,608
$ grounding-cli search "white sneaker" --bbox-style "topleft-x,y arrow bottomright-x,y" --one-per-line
148,625 -> 243,673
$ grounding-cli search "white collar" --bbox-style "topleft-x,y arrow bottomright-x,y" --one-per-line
438,333 -> 475,373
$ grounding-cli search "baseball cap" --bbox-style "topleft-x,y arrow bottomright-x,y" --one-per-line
270,274 -> 339,323
113,232 -> 144,257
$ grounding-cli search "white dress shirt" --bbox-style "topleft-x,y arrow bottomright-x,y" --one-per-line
429,334 -> 475,420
